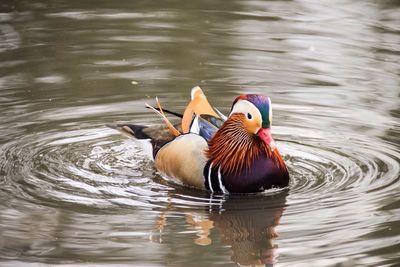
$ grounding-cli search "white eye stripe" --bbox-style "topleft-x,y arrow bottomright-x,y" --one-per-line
229,100 -> 262,123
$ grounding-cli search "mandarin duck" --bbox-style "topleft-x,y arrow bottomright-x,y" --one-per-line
109,86 -> 289,193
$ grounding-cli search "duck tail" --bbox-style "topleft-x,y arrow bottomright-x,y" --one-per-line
106,123 -> 149,139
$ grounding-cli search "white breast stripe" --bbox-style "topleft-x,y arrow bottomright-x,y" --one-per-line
217,167 -> 228,194
208,162 -> 214,193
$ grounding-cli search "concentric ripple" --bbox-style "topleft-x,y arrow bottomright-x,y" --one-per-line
281,130 -> 400,197
1,120 -> 398,211
2,127 -> 161,209
0,111 -> 399,266
0,125 -> 235,212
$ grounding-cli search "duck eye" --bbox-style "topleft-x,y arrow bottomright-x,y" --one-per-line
247,113 -> 252,120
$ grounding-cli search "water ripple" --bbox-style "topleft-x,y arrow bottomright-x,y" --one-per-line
0,107 -> 398,267
0,116 -> 398,213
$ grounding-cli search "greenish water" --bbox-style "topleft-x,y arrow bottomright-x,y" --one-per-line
0,1 -> 399,266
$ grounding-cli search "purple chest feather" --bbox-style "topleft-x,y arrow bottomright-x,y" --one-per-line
204,154 -> 289,194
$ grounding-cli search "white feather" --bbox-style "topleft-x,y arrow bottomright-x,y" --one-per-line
208,162 -> 214,193
217,167 -> 228,194
189,115 -> 200,134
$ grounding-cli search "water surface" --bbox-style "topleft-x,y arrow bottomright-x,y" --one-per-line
0,1 -> 399,266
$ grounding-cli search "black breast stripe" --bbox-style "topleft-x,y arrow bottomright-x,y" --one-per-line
204,161 -> 227,194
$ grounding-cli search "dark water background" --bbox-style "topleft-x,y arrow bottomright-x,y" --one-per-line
0,0 -> 399,266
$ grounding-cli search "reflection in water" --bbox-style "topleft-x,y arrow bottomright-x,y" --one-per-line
156,192 -> 287,267
210,194 -> 285,266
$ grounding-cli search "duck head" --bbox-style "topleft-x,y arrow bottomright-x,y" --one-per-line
229,94 -> 276,151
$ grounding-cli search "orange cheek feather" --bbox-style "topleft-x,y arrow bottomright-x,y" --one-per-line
243,118 -> 261,134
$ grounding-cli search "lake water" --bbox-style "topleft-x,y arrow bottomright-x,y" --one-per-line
0,1 -> 399,266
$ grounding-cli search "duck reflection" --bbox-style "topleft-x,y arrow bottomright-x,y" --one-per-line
155,190 -> 288,266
